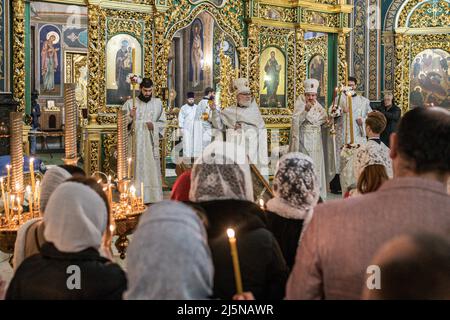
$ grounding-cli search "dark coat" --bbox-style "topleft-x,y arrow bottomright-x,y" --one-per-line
378,102 -> 401,147
198,199 -> 289,300
265,211 -> 304,271
6,242 -> 127,300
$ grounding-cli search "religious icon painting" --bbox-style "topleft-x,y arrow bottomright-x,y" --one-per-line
106,34 -> 142,105
308,55 -> 326,106
409,48 -> 449,110
39,24 -> 62,97
259,47 -> 286,108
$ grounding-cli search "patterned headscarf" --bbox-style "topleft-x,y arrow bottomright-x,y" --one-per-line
189,141 -> 253,202
353,141 -> 392,178
267,152 -> 319,220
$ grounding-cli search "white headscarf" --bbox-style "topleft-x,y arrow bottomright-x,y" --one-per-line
124,201 -> 213,300
189,141 -> 254,202
266,153 -> 319,236
39,166 -> 72,213
353,141 -> 393,178
44,181 -> 107,252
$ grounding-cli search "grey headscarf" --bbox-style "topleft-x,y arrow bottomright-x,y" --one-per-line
266,152 -> 319,223
39,166 -> 72,213
189,141 -> 253,202
123,201 -> 213,300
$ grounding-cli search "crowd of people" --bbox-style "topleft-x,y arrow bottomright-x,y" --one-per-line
0,86 -> 449,300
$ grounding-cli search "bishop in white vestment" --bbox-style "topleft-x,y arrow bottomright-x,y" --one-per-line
210,78 -> 269,175
122,78 -> 166,203
290,79 -> 328,199
178,92 -> 203,158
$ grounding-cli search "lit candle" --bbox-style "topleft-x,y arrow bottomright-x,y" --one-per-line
26,185 -> 33,215
128,158 -> 132,179
140,182 -> 144,206
107,175 -> 112,212
10,194 -> 15,223
132,47 -> 136,74
130,185 -> 136,208
226,228 -> 243,294
347,91 -> 354,144
36,180 -> 41,217
259,198 -> 265,211
29,157 -> 35,194
6,164 -> 10,192
0,177 -> 8,222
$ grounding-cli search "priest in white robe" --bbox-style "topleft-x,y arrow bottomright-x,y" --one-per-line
335,77 -> 372,146
197,87 -> 215,149
210,78 -> 269,176
290,79 -> 328,199
178,91 -> 203,158
122,78 -> 166,203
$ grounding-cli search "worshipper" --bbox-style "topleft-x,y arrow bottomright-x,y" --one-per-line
210,78 -> 269,176
286,107 -> 450,300
30,90 -> 41,156
124,201 -> 213,299
335,76 -> 373,145
190,141 -> 289,300
170,170 -> 192,202
377,92 -> 401,147
123,78 -> 166,203
6,177 -> 126,300
265,152 -> 320,270
362,233 -> 450,300
13,165 -> 75,271
178,92 -> 203,158
345,111 -> 393,197
197,87 -> 215,148
289,79 -> 327,199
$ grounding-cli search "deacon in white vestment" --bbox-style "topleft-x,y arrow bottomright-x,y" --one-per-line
335,77 -> 372,146
197,87 -> 215,149
210,78 -> 269,175
178,92 -> 203,158
122,78 -> 166,203
290,78 -> 328,199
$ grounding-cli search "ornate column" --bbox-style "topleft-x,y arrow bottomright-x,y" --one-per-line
382,31 -> 395,91
337,32 -> 348,86
394,34 -> 405,113
12,0 -> 25,113
153,12 -> 170,98
87,4 -> 101,125
295,28 -> 305,97
247,23 -> 260,104
237,46 -> 249,80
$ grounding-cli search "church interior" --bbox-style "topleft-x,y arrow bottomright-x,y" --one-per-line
0,0 -> 449,301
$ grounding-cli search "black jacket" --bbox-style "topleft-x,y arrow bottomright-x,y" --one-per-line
265,211 -> 304,271
6,242 -> 127,300
378,103 -> 401,147
198,199 -> 289,300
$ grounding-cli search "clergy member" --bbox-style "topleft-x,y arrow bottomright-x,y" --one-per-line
210,78 -> 269,175
336,76 -> 372,145
290,78 -> 327,199
122,78 -> 166,203
197,87 -> 215,149
178,92 -> 203,158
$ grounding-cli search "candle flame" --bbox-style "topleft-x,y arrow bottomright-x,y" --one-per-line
110,224 -> 116,233
227,228 -> 235,239
26,185 -> 31,193
30,157 -> 34,163
130,185 -> 136,194
97,179 -> 102,184
128,157 -> 132,163
259,199 -> 265,207
6,164 -> 10,169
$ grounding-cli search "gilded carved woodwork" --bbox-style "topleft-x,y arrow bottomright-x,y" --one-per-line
295,28 -> 306,97
407,0 -> 449,28
337,32 -> 347,86
12,0 -> 25,113
248,23 -> 260,105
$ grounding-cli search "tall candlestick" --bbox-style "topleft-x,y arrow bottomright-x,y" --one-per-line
226,228 -> 243,294
6,164 -> 10,192
107,175 -> 112,213
132,48 -> 136,74
26,185 -> 33,215
259,198 -> 265,211
130,185 -> 136,210
30,158 -> 35,194
347,91 -> 354,144
9,194 -> 14,223
36,180 -> 41,217
1,178 -> 8,222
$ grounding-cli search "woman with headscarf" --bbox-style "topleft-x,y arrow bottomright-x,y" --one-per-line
6,177 -> 126,300
265,152 -> 320,270
12,165 -> 76,271
124,201 -> 213,299
170,170 -> 192,202
190,141 -> 288,300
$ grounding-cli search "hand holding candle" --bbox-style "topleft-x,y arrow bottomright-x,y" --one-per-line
227,228 -> 243,294
26,185 -> 33,215
29,158 -> 35,194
